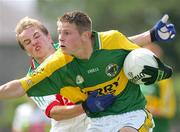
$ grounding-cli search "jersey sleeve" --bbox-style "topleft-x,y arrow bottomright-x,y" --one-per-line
99,30 -> 140,50
19,49 -> 73,93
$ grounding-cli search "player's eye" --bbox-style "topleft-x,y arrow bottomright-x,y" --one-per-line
64,31 -> 70,35
24,40 -> 31,46
34,32 -> 40,39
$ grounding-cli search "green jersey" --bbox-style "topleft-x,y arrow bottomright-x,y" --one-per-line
21,30 -> 146,118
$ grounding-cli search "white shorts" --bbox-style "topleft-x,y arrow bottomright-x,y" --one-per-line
50,113 -> 90,132
87,109 -> 154,132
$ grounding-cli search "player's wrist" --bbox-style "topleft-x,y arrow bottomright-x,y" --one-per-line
150,28 -> 157,42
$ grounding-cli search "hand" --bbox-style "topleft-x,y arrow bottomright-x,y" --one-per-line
45,94 -> 74,118
141,56 -> 173,85
82,91 -> 116,113
150,14 -> 176,42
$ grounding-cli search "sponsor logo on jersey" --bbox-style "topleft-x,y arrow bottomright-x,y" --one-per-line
87,67 -> 99,74
83,76 -> 120,96
76,75 -> 84,84
105,63 -> 119,77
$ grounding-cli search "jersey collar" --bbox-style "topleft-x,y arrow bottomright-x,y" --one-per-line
92,31 -> 101,51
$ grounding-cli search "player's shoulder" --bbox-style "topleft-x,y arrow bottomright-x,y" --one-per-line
41,49 -> 74,68
99,30 -> 123,38
97,30 -> 129,50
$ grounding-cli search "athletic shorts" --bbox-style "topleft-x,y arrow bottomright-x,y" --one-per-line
87,109 -> 155,132
50,113 -> 90,132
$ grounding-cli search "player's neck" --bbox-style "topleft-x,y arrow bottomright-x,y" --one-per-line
75,38 -> 94,60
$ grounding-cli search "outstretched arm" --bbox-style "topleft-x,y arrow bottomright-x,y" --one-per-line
50,104 -> 84,121
42,94 -> 85,121
128,31 -> 151,47
0,80 -> 25,99
47,91 -> 116,121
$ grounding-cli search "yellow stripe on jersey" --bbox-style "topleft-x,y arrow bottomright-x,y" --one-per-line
82,69 -> 128,96
20,49 -> 74,91
114,70 -> 129,96
99,30 -> 140,50
60,86 -> 88,103
59,69 -> 129,103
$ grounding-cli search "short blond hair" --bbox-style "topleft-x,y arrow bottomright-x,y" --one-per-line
15,17 -> 49,50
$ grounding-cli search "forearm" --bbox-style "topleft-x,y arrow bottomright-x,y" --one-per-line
0,80 -> 25,99
128,31 -> 152,47
50,104 -> 84,121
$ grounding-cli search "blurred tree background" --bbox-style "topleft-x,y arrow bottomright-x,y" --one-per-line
37,0 -> 180,71
0,0 -> 180,131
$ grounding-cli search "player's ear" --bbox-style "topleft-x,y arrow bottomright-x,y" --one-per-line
81,31 -> 92,40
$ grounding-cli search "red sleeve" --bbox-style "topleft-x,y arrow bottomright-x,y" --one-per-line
56,94 -> 74,105
45,100 -> 61,118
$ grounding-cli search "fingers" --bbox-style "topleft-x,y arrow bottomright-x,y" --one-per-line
161,14 -> 169,23
142,77 -> 154,85
170,34 -> 175,39
143,65 -> 157,73
153,55 -> 162,67
90,91 -> 98,97
167,24 -> 176,39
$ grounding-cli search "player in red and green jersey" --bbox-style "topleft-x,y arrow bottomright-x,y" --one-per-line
0,11 -> 175,132
15,17 -> 90,132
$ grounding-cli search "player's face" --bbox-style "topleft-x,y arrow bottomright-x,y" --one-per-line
57,22 -> 85,55
19,26 -> 54,61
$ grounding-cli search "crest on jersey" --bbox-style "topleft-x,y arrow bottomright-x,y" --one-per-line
76,75 -> 84,84
105,63 -> 119,77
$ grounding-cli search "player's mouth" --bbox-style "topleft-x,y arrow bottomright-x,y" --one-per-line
35,46 -> 41,51
60,45 -> 66,48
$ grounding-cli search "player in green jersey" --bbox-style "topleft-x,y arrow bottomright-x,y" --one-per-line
0,11 -> 175,132
14,16 -> 162,132
14,16 -> 173,132
14,16 -> 166,132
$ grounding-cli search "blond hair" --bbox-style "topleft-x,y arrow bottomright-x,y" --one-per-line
15,17 -> 49,50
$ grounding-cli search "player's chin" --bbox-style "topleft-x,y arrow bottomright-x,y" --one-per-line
61,48 -> 69,54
